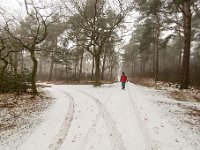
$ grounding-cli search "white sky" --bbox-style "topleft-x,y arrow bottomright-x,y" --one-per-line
0,0 -> 137,44
0,0 -> 25,21
0,0 -> 21,11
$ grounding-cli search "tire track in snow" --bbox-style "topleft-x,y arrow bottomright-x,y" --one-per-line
77,85 -> 117,150
78,90 -> 126,150
49,89 -> 75,150
126,83 -> 157,150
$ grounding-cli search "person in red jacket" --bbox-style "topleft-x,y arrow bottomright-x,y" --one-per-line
120,72 -> 128,89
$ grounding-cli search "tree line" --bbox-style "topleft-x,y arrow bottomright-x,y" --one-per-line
1,0 -> 199,95
122,0 -> 200,89
0,0 -> 133,95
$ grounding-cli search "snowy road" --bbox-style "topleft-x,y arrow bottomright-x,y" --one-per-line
3,82 -> 200,150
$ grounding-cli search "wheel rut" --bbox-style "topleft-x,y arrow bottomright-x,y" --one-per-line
127,84 -> 157,150
78,90 -> 126,150
49,89 -> 75,150
77,85 -> 117,150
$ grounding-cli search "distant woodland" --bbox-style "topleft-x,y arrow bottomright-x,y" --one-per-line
0,0 -> 200,95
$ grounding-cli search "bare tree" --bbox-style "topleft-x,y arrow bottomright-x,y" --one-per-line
64,0 -> 133,85
4,0 -> 59,95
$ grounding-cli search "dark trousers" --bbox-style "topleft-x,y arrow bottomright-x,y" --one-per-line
121,82 -> 126,89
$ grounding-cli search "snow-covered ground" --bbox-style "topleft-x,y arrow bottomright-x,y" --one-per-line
1,82 -> 200,150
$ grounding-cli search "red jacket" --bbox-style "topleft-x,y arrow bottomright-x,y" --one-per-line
120,75 -> 127,82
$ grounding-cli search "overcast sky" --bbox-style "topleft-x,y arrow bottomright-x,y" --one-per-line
0,0 -> 137,44
0,0 -> 21,10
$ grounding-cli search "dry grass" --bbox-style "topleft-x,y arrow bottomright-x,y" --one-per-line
170,90 -> 200,102
0,91 -> 52,133
130,77 -> 200,102
129,77 -> 155,87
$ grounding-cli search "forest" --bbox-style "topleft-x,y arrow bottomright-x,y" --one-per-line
0,0 -> 200,95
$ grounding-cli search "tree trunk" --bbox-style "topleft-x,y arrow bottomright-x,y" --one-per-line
38,60 -> 42,81
48,53 -> 54,81
101,52 -> 106,80
153,26 -> 156,76
14,52 -> 22,95
14,52 -> 18,74
178,45 -> 182,78
74,59 -> 78,80
91,56 -> 95,79
0,59 -> 8,81
131,61 -> 134,75
79,50 -> 84,81
0,60 -> 8,93
155,17 -> 160,83
143,62 -> 146,77
9,54 -> 14,72
21,50 -> 24,73
140,62 -> 144,77
94,55 -> 101,86
54,64 -> 58,80
110,66 -> 113,81
180,0 -> 191,89
30,50 -> 38,95
65,63 -> 68,82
